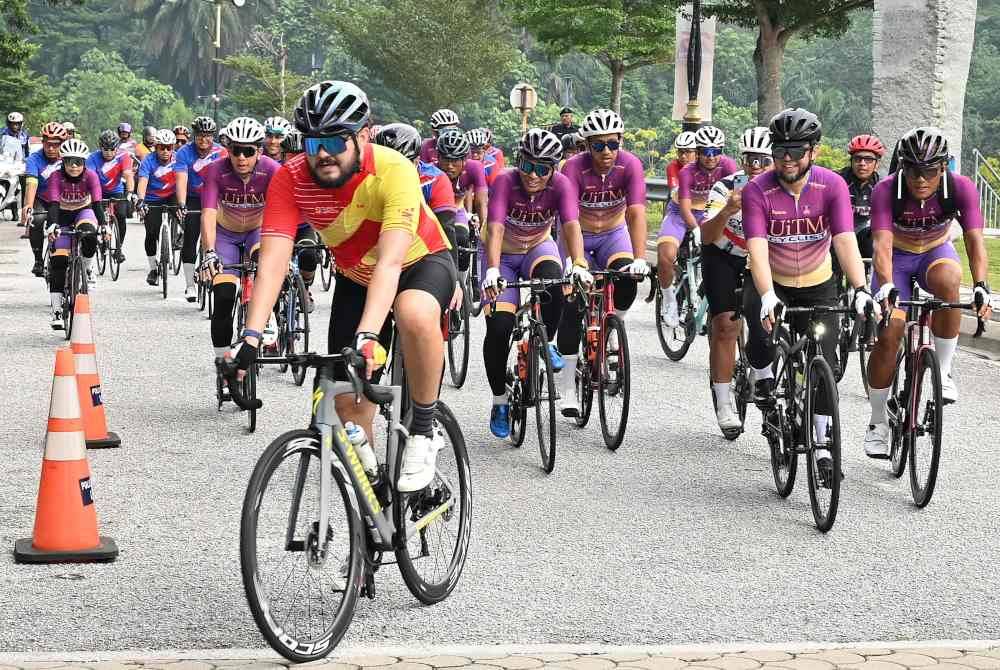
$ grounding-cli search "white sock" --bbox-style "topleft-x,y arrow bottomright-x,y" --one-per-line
214,346 -> 228,358
147,255 -> 157,271
49,292 -> 62,312
813,414 -> 831,445
184,262 -> 196,288
560,354 -> 578,398
752,364 -> 774,381
712,382 -> 731,409
84,256 -> 94,274
868,386 -> 891,425
934,335 -> 958,377
492,394 -> 507,406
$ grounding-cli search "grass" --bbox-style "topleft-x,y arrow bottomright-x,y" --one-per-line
955,235 -> 1000,288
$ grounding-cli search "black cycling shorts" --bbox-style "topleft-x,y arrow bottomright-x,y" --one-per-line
701,244 -> 748,316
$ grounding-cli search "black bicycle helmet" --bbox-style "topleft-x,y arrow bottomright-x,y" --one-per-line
294,80 -> 370,136
769,107 -> 822,144
897,126 -> 949,166
436,128 -> 470,159
98,129 -> 119,151
192,116 -> 217,134
374,123 -> 422,161
282,128 -> 303,154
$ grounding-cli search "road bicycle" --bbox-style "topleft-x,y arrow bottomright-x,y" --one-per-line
275,240 -> 314,386
709,284 -> 751,441
445,217 -> 483,389
46,227 -> 94,338
220,350 -> 471,663
654,230 -> 708,361
216,243 -> 259,432
139,204 -> 181,299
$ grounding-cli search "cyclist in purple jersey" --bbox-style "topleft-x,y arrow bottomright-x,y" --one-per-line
136,128 -> 182,287
553,108 -> 649,417
742,108 -> 875,481
435,130 -> 485,289
420,108 -> 460,163
863,128 -> 993,456
23,122 -> 66,276
199,118 -> 280,360
480,128 -> 591,438
86,129 -> 135,263
657,125 -> 738,327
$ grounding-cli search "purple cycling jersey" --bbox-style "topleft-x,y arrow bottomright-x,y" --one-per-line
675,157 -> 739,207
742,166 -> 854,288
200,155 -> 281,232
453,158 -> 488,199
560,149 -> 646,234
44,168 -> 103,211
486,168 -> 579,253
870,172 -> 983,254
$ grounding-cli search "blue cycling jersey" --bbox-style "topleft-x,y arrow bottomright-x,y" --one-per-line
173,142 -> 227,196
138,152 -> 178,203
25,149 -> 62,203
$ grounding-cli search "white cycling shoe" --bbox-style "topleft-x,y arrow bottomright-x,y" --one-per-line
716,404 -> 742,439
864,422 -> 891,459
397,429 -> 444,492
941,374 -> 958,404
660,289 -> 679,327
184,286 -> 197,303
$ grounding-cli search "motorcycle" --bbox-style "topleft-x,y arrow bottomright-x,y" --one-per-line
0,156 -> 24,221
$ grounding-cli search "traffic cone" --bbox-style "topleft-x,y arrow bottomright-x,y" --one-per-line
70,294 -> 121,448
14,347 -> 118,563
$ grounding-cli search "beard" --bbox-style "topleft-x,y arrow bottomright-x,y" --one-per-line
778,160 -> 812,184
308,154 -> 360,188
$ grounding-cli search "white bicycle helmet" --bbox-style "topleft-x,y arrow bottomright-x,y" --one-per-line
7,111 -> 24,124
153,128 -> 176,146
465,128 -> 489,148
227,116 -> 266,144
430,109 -> 460,130
739,127 -> 772,154
62,121 -> 77,133
264,115 -> 292,136
519,128 -> 563,164
579,108 -> 625,138
694,125 -> 725,149
673,131 -> 697,151
59,138 -> 89,159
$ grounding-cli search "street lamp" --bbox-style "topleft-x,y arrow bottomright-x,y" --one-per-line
682,0 -> 703,131
169,0 -> 245,118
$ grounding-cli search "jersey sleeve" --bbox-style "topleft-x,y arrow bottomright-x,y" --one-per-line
555,172 -> 580,223
494,150 -> 506,171
120,152 -> 134,175
624,154 -> 647,206
26,154 -> 41,178
826,172 -> 855,236
377,159 -> 423,236
429,173 -> 456,213
261,165 -> 302,240
677,165 -> 694,200
43,172 -> 60,203
741,181 -> 768,240
470,161 -> 488,193
200,161 -> 220,210
86,170 -> 103,202
487,173 -> 510,225
138,156 -> 152,180
173,147 -> 190,173
869,179 -> 894,234
954,174 -> 984,231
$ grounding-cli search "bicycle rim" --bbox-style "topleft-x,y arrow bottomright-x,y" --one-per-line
598,314 -> 629,450
96,239 -> 107,276
657,284 -> 694,361
888,352 -> 907,478
575,337 -> 594,428
732,329 -> 750,430
509,377 -> 528,447
240,429 -> 362,663
109,225 -> 120,281
292,276 -> 310,386
447,302 -> 470,388
160,226 -> 169,299
532,327 -> 557,473
768,341 -> 797,498
909,347 -> 942,507
320,252 -> 332,291
244,361 -> 257,433
805,357 -> 841,533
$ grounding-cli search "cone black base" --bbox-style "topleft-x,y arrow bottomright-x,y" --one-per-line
86,431 -> 121,449
13,536 -> 119,563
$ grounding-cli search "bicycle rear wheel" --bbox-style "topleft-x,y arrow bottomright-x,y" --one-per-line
241,429 -> 362,663
767,338 -> 797,498
395,402 -> 472,604
574,332 -> 594,428
159,224 -> 170,299
656,282 -> 695,362
730,326 -> 751,436
598,314 -> 629,450
888,351 -> 907,478
908,347 -> 942,508
834,313 -> 851,382
96,232 -> 108,276
509,374 -> 528,447
447,301 -> 470,388
805,356 -> 841,533
320,250 -> 333,291
531,325 -> 557,473
291,275 -> 310,386
108,223 -> 121,281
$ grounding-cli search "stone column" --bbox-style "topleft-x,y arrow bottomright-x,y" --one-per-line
872,0 -> 977,170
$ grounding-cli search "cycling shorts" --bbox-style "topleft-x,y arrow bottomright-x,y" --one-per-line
870,242 -> 960,302
702,244 -> 748,316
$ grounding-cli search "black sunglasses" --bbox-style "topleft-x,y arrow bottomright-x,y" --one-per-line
63,157 -> 85,167
518,159 -> 553,177
773,144 -> 812,160
230,144 -> 259,158
903,163 -> 943,181
589,139 -> 620,153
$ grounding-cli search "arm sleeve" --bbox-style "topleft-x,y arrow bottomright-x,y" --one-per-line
869,179 -> 893,234
200,162 -> 220,209
826,173 -> 855,236
955,174 -> 984,231
436,209 -> 459,267
677,165 -> 693,200
261,166 -> 302,240
92,199 -> 105,225
377,160 -> 422,235
47,201 -> 59,226
741,182 -> 767,239
624,154 -> 647,206
486,174 -> 509,225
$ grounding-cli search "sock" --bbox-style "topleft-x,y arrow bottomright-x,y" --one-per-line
147,255 -> 157,271
813,414 -> 831,445
712,382 -> 731,410
934,335 -> 958,377
84,257 -> 94,274
49,292 -> 62,312
560,354 -> 578,400
411,400 -> 436,437
214,346 -> 228,358
492,394 -> 508,406
184,262 -> 196,289
752,364 -> 774,382
868,386 -> 891,426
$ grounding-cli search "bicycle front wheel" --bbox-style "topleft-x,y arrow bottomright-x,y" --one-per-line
531,325 -> 557,473
108,223 -> 121,281
598,314 -> 630,450
171,216 -> 182,275
656,282 -> 695,362
767,338 -> 797,498
159,224 -> 170,299
574,336 -> 594,428
805,356 -> 842,533
888,351 -> 907,478
96,233 -> 108,276
320,250 -> 333,291
447,301 -> 471,388
291,275 -> 310,386
241,429 -> 363,663
908,347 -> 942,508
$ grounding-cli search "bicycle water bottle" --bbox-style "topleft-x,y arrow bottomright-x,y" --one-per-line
344,421 -> 379,483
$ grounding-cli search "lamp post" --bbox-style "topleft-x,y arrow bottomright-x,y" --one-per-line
509,83 -> 538,133
208,0 -> 245,119
682,0 -> 703,132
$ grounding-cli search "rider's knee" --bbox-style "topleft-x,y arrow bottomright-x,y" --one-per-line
712,313 -> 740,341
927,262 -> 962,299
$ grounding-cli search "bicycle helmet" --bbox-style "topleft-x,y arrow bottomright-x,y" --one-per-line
897,127 -> 949,166
59,138 -> 89,159
142,125 -> 157,141
694,125 -> 725,149
227,116 -> 266,144
294,80 -> 370,136
848,134 -> 886,157
465,127 -> 489,149
519,128 -> 563,164
41,122 -> 68,141
7,112 -> 24,124
436,129 -> 470,159
62,121 -> 76,134
739,127 -> 772,154
674,131 -> 697,150
430,109 -> 460,131
282,129 -> 303,154
579,108 -> 625,138
98,129 -> 119,150
173,124 -> 191,138
769,107 -> 822,144
117,122 -> 132,134
480,127 -> 494,145
264,115 -> 292,136
154,128 -> 176,146
374,123 -> 422,161
561,133 -> 580,151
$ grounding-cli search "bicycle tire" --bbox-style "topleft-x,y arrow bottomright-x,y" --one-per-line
320,251 -> 333,291
805,356 -> 841,533
731,326 -> 750,434
108,223 -> 121,281
834,314 -> 851,383
574,329 -> 594,428
531,325 -> 557,473
171,214 -> 182,276
159,223 -> 170,299
240,429 -> 363,663
96,232 -> 108,276
656,282 -> 695,362
888,351 -> 907,478
908,347 -> 942,508
276,288 -> 290,374
509,373 -> 528,448
63,260 -> 77,340
394,402 -> 473,604
767,338 -> 797,498
858,330 -> 871,398
598,314 -> 630,450
291,275 -> 310,386
196,246 -> 208,312
447,301 -> 471,388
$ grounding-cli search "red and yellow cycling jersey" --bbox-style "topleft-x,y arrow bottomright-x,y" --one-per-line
262,143 -> 450,285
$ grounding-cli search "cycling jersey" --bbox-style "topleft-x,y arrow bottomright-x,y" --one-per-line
665,159 -> 684,191
135,143 -> 152,161
173,142 -> 227,195
138,152 -> 179,202
703,172 -> 748,257
0,134 -> 24,161
417,160 -> 455,213
43,169 -> 102,211
742,166 -> 854,288
262,143 -> 450,286
486,168 -> 579,254
560,149 -> 646,234
452,158 -> 488,200
85,150 -> 132,197
419,137 -> 438,164
201,155 -> 281,232
482,147 -> 506,186
870,171 -> 982,254
837,166 -> 880,232
675,157 -> 740,208
25,149 -> 62,202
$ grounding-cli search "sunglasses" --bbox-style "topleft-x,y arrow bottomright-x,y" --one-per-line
699,147 -> 723,157
773,144 -> 812,160
852,155 -> 877,165
304,135 -> 350,156
63,157 -> 85,168
265,130 -> 286,138
229,144 -> 259,158
518,159 -> 553,177
589,139 -> 621,153
903,163 -> 942,180
43,141 -> 62,148
155,144 -> 173,152
743,154 -> 773,169
176,138 -> 189,145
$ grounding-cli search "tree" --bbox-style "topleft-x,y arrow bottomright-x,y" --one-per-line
504,0 -> 676,114
702,0 -> 872,123
216,51 -> 312,118
0,0 -> 51,115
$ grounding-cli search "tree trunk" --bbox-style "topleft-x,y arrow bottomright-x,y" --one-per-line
609,59 -> 625,114
754,22 -> 787,125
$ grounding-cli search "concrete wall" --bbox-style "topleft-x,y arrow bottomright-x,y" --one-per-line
873,0 -> 977,170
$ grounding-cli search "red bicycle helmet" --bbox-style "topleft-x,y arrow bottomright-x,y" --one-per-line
848,134 -> 886,157
41,122 -> 68,141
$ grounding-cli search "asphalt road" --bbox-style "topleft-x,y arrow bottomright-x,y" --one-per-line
2,220 -> 999,653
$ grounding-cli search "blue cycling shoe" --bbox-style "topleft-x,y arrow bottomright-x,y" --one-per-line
547,343 -> 564,372
490,404 -> 511,439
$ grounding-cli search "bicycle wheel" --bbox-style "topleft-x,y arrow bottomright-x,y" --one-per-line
108,223 -> 121,282
159,223 -> 170,299
276,287 -> 290,374
574,332 -> 594,428
656,281 -> 695,362
395,402 -> 473,604
319,250 -> 333,291
447,301 -> 471,388
834,313 -> 851,383
598,314 -> 629,450
531,325 -> 557,473
291,275 -> 310,386
767,338 -> 797,498
730,326 -> 751,435
858,326 -> 872,398
908,347 -> 942,508
63,263 -> 76,340
241,429 -> 363,663
96,231 -> 108,276
171,215 -> 182,275
888,351 -> 907,478
509,374 -> 528,448
805,356 -> 842,533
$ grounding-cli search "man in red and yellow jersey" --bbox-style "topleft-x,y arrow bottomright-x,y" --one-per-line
227,81 -> 456,493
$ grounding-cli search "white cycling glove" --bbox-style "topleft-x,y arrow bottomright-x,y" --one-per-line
759,289 -> 781,324
569,261 -> 594,288
199,249 -> 222,281
625,257 -> 650,278
874,282 -> 895,305
854,287 -> 881,320
973,282 -> 992,310
482,267 -> 501,294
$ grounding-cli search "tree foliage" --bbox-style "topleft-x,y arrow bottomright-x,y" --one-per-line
216,52 -> 312,118
1,0 -> 49,114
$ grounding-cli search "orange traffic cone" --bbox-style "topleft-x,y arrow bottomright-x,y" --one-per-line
14,347 -> 118,563
70,294 -> 121,448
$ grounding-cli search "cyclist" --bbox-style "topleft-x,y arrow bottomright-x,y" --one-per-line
554,108 -> 649,417
742,108 -> 875,479
227,80 -> 456,493
839,134 -> 885,262
62,122 -> 77,138
700,126 -> 773,437
198,117 -> 280,361
420,108 -> 460,163
3,111 -> 29,157
263,115 -> 293,162
863,127 -> 992,456
173,125 -> 191,148
657,125 -> 737,326
117,122 -> 137,158
23,122 -> 66,277
665,131 -> 697,191
136,126 -> 156,161
218,123 -> 232,149
42,138 -> 104,327
467,128 -> 496,184
482,127 -> 506,179
482,128 -> 590,437
86,129 -> 135,263
436,129 -> 487,288
136,128 -> 180,287
175,116 -> 227,301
